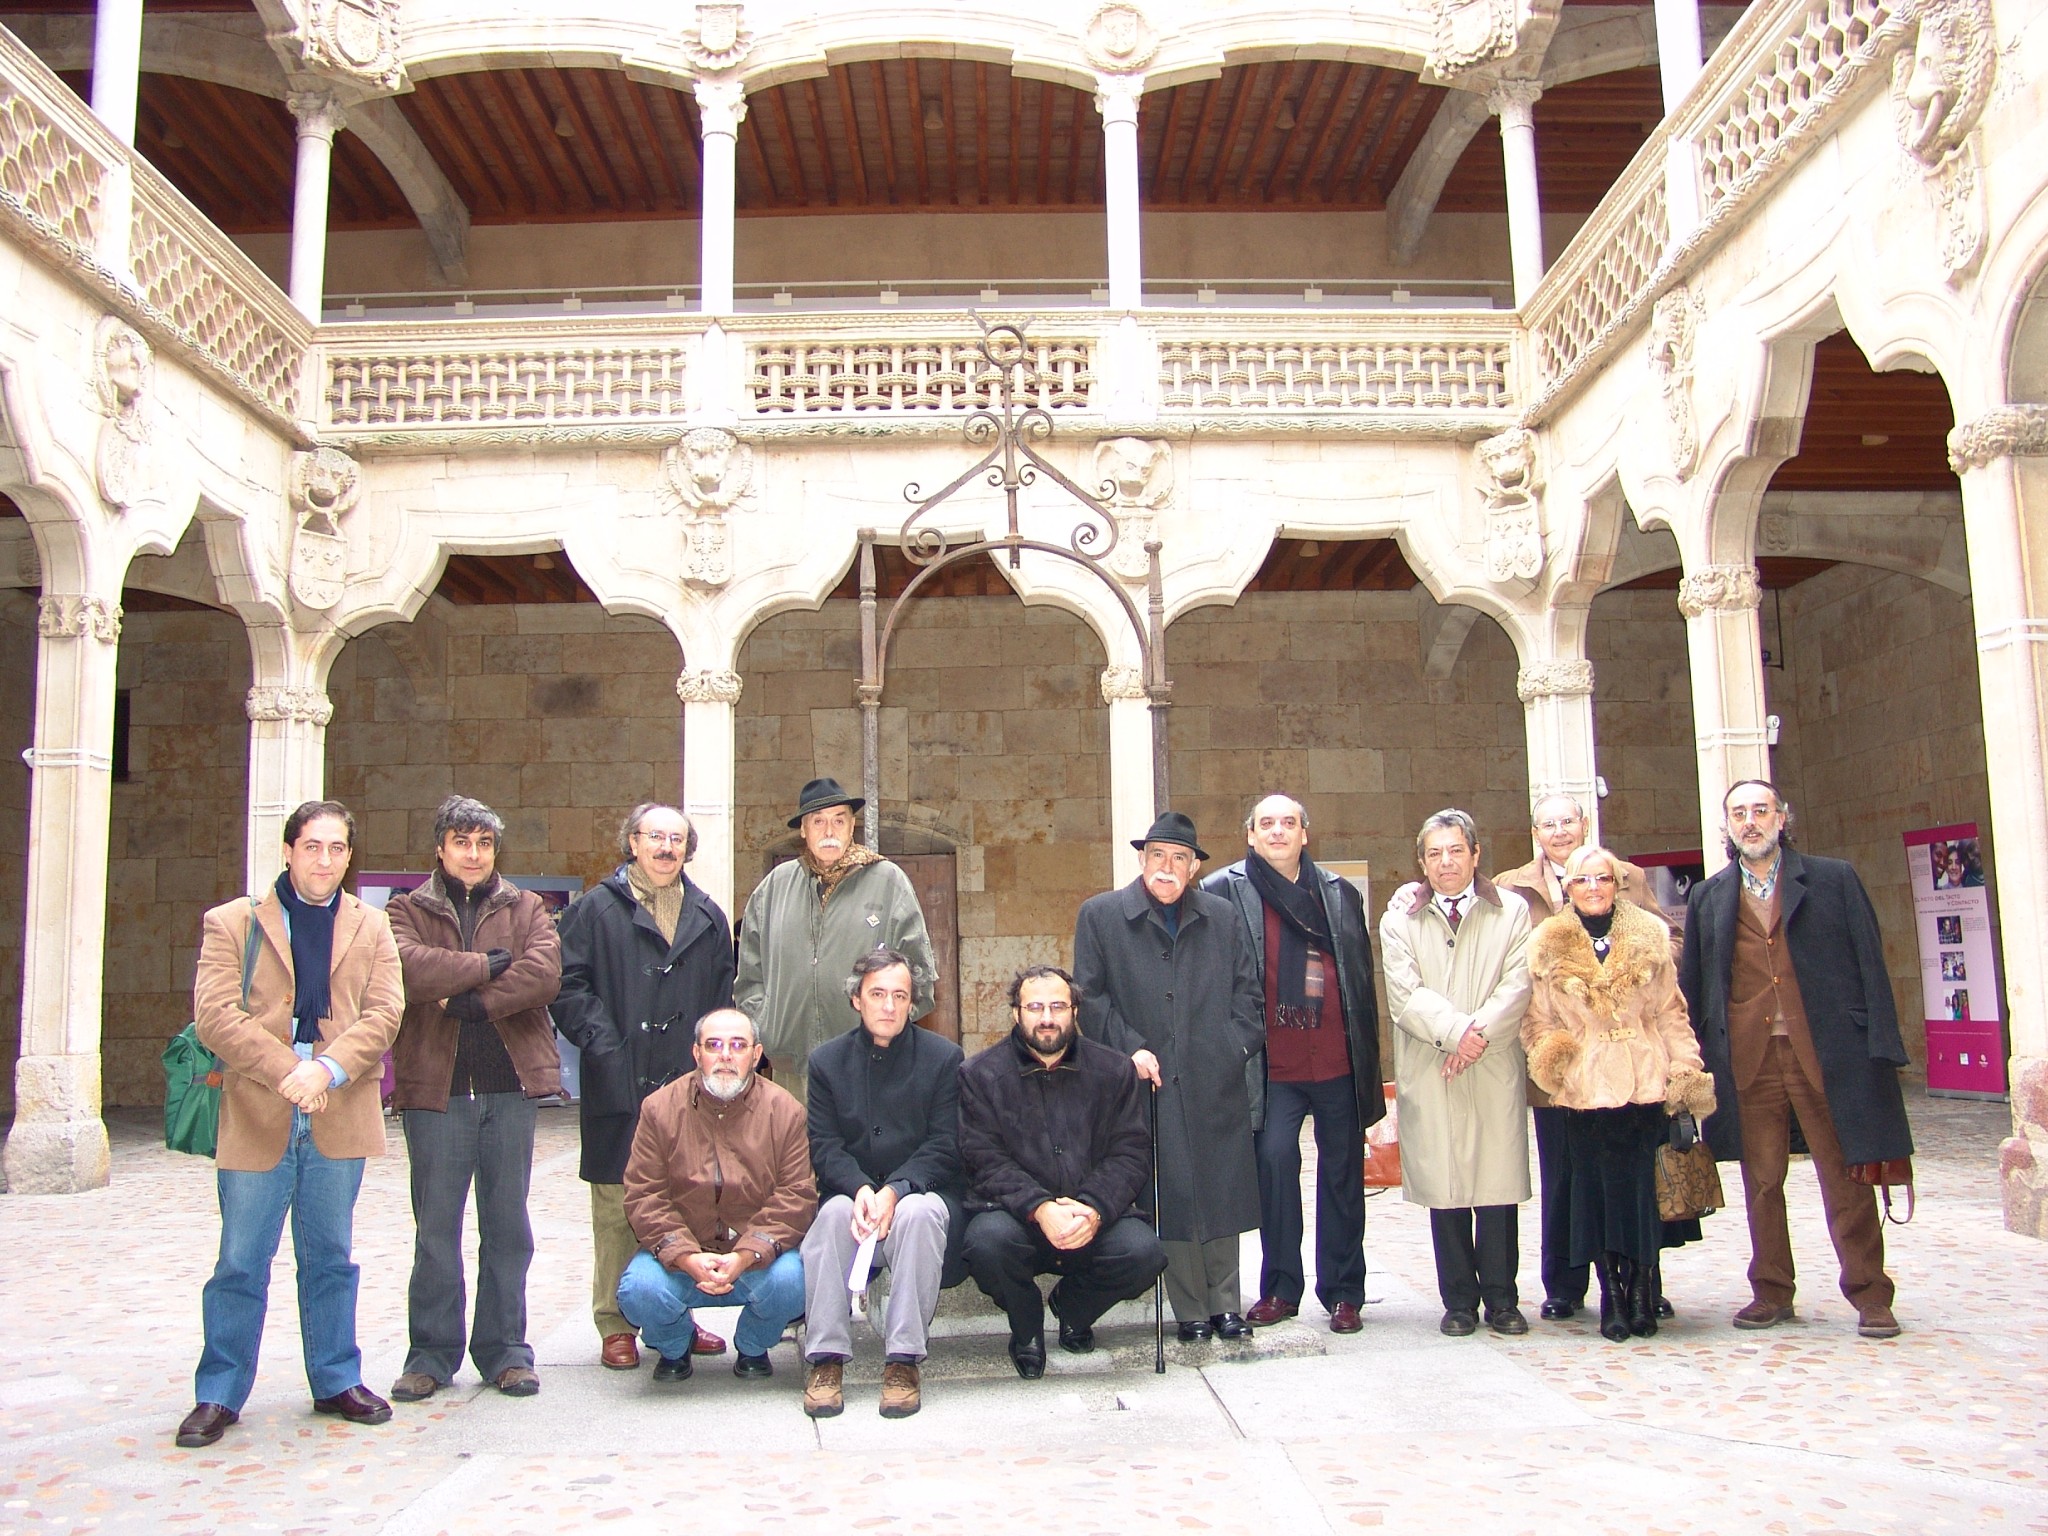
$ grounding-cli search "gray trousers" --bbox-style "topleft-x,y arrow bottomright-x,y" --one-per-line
1162,1235 -> 1244,1321
400,1092 -> 538,1383
801,1192 -> 948,1363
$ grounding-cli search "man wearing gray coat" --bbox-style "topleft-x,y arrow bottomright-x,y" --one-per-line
1380,809 -> 1534,1338
1074,811 -> 1265,1341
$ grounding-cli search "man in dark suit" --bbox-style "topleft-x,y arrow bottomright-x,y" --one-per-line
1679,780 -> 1914,1339
1202,793 -> 1382,1335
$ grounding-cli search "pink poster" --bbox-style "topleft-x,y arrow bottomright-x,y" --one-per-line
1902,824 -> 2007,1097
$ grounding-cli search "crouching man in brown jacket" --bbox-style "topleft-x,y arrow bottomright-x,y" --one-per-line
385,795 -> 563,1403
617,1008 -> 815,1381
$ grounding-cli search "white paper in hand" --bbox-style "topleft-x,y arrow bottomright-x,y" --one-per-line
847,1232 -> 877,1295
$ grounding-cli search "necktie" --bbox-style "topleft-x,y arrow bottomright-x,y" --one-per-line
1445,896 -> 1464,931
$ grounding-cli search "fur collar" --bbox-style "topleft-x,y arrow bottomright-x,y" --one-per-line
1528,897 -> 1666,1017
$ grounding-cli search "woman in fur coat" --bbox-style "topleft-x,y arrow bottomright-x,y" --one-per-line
1521,845 -> 1717,1342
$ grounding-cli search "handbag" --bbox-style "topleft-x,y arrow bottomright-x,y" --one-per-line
1845,1157 -> 1915,1223
1655,1111 -> 1724,1221
162,898 -> 259,1158
1363,1081 -> 1401,1189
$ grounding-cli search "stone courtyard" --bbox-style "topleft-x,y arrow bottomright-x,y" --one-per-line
0,1087 -> 2040,1535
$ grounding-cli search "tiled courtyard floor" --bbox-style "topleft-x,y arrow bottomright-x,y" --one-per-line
1,1086 -> 2041,1534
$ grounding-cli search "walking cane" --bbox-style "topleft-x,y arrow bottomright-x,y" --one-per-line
1150,1084 -> 1165,1374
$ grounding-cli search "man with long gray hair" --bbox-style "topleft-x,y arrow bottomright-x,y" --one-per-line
553,802 -> 735,1371
385,795 -> 562,1401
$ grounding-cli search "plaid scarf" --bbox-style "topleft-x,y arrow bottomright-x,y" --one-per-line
1246,851 -> 1334,1029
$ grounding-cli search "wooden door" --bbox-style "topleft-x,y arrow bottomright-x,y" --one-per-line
895,852 -> 961,1042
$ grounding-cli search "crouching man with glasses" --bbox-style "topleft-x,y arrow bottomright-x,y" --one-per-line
553,803 -> 735,1371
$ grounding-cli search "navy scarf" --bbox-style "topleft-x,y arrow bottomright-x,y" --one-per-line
274,871 -> 338,1044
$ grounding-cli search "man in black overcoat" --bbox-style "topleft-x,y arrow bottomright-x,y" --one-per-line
553,802 -> 736,1369
1680,780 -> 1914,1339
1074,811 -> 1264,1342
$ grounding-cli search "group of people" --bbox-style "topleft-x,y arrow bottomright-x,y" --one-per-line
173,771 -> 1915,1448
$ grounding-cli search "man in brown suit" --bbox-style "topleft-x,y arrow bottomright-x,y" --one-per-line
1494,793 -> 1669,1323
1681,781 -> 1913,1339
177,800 -> 405,1448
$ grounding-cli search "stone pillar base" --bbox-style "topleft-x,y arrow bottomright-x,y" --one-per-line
3,1052 -> 110,1193
2003,1054 -> 2048,1239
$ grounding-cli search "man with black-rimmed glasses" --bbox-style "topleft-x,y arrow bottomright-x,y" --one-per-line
554,802 -> 735,1372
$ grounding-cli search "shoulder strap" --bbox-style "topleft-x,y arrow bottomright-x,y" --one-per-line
241,895 -> 261,1012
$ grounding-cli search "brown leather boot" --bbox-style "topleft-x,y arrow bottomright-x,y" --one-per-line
802,1359 -> 844,1419
879,1361 -> 922,1419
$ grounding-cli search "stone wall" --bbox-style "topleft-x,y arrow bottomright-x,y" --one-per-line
325,601 -> 685,887
1588,588 -> 1704,861
0,591 -> 34,1114
101,605 -> 252,1107
1770,563 -> 1993,1069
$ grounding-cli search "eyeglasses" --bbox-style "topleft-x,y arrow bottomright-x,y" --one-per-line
1726,805 -> 1779,824
1566,874 -> 1616,888
1018,1001 -> 1073,1018
636,831 -> 688,848
1535,818 -> 1582,834
697,1037 -> 756,1055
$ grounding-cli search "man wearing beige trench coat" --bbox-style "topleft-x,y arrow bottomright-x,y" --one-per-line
1380,809 -> 1534,1338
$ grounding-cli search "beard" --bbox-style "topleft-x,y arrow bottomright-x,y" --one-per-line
1724,826 -> 1782,863
699,1067 -> 751,1101
1019,1016 -> 1078,1060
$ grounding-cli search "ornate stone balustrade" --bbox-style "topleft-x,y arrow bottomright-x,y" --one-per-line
1156,323 -> 1517,415
1522,149 -> 1669,392
742,326 -> 1095,415
0,32 -> 104,257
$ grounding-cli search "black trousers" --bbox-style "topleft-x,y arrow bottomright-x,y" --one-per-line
1254,1076 -> 1366,1309
962,1210 -> 1167,1339
1428,1205 -> 1519,1314
1533,1105 -> 1589,1306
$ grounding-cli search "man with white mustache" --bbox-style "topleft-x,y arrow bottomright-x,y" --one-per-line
737,777 -> 938,1099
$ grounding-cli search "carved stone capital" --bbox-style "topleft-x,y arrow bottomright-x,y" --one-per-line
37,595 -> 121,642
677,668 -> 743,705
1100,665 -> 1147,702
1677,564 -> 1763,618
1485,79 -> 1543,122
1949,404 -> 2048,472
245,686 -> 334,725
1094,74 -> 1145,126
278,0 -> 404,94
684,3 -> 754,73
1516,660 -> 1595,701
287,90 -> 348,142
1083,3 -> 1159,75
694,75 -> 748,135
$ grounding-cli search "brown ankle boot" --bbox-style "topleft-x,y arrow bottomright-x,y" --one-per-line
879,1360 -> 922,1418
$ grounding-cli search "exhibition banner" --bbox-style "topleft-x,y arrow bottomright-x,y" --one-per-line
1902,823 -> 2007,1097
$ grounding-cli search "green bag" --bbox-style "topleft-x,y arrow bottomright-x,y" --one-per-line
163,898 -> 260,1158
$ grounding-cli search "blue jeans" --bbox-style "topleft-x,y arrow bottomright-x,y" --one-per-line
194,1112 -> 366,1411
616,1249 -> 804,1360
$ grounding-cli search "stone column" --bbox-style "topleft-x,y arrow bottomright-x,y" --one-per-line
1652,0 -> 1705,112
1096,74 -> 1145,311
287,91 -> 346,323
2,594 -> 123,1194
89,0 -> 144,146
1103,667 -> 1152,887
1677,563 -> 1768,875
695,79 -> 746,319
1948,405 -> 2048,1237
1488,81 -> 1546,309
678,667 -> 741,919
244,682 -> 333,893
1517,656 -> 1602,846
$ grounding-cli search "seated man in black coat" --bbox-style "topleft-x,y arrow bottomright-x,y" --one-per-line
958,965 -> 1168,1379
800,949 -> 965,1421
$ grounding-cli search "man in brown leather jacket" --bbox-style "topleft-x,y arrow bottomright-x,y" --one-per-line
617,1008 -> 816,1381
385,795 -> 562,1403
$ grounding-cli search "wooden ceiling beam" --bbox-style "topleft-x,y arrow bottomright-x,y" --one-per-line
167,79 -> 272,224
1353,72 -> 1426,203
590,73 -> 659,212
615,75 -> 682,212
1148,76 -> 1185,196
739,108 -> 780,206
661,86 -> 702,205
909,62 -> 933,204
524,69 -> 612,212
767,86 -> 810,205
973,62 -> 991,206
938,59 -> 959,203
1206,64 -> 1259,203
1320,68 -> 1386,203
410,78 -> 510,217
1176,77 -> 1221,204
1035,79 -> 1054,205
802,75 -> 840,205
1236,59 -> 1299,199
1007,70 -> 1023,204
870,61 -> 900,205
485,70 -> 573,215
834,66 -> 871,206
1063,87 -> 1084,203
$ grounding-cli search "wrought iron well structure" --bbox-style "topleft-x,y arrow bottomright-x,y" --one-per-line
856,318 -> 1171,848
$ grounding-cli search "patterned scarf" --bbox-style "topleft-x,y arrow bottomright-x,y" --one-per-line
273,870 -> 337,1044
799,841 -> 881,905
1246,851 -> 1335,1029
626,863 -> 684,944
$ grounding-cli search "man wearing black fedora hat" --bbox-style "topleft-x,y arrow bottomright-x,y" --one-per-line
736,778 -> 938,1099
1073,811 -> 1264,1342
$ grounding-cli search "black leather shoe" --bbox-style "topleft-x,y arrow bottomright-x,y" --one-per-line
651,1353 -> 693,1382
1176,1318 -> 1215,1342
174,1402 -> 238,1448
1008,1332 -> 1046,1379
1048,1285 -> 1094,1353
732,1352 -> 773,1379
1486,1305 -> 1530,1336
312,1386 -> 392,1426
1439,1309 -> 1479,1337
1539,1298 -> 1580,1320
1656,1296 -> 1675,1320
1212,1311 -> 1254,1341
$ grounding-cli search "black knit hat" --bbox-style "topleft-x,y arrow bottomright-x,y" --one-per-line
788,776 -> 866,829
1129,810 -> 1207,861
